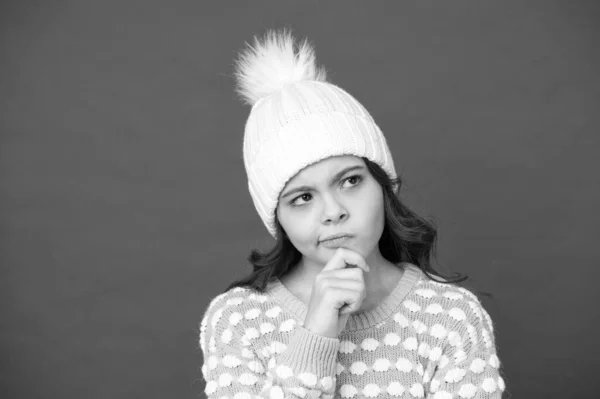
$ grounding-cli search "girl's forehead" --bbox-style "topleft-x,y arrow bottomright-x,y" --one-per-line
286,155 -> 365,185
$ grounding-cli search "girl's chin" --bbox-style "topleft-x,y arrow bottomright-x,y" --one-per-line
318,243 -> 368,258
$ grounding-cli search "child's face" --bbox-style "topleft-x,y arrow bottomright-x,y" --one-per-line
276,155 -> 385,267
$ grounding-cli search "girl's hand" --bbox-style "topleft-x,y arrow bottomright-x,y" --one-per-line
302,248 -> 370,338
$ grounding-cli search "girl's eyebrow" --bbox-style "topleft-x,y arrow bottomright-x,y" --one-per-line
280,165 -> 365,199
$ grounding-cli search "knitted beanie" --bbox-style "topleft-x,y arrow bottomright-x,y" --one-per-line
235,29 -> 397,237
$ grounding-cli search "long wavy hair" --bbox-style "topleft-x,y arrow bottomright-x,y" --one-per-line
223,157 -> 468,294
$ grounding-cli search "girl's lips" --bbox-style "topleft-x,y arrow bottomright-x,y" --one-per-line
320,235 -> 352,248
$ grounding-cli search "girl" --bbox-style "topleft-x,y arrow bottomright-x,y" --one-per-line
199,29 -> 505,399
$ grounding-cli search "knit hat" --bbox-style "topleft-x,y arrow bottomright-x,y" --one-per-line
235,29 -> 397,237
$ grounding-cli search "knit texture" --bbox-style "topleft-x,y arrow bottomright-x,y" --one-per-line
199,264 -> 505,398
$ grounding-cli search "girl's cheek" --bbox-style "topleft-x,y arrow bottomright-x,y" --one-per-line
296,208 -> 318,231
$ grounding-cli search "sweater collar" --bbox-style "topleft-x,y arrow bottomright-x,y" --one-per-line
266,263 -> 422,332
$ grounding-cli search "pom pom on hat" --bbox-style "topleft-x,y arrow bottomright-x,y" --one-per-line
234,29 -> 328,106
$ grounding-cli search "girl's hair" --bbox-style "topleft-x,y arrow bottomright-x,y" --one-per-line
224,157 -> 468,294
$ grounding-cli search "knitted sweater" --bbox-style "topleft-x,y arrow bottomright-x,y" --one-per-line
199,263 -> 505,398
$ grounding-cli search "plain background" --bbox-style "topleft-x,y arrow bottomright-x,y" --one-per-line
1,1 -> 599,398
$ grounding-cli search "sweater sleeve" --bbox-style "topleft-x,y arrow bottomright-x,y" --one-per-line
427,294 -> 506,399
200,302 -> 340,398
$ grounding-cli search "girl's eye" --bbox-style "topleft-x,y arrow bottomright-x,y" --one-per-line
290,193 -> 312,206
343,175 -> 363,187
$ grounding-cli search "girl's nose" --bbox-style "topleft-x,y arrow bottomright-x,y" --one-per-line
321,194 -> 348,224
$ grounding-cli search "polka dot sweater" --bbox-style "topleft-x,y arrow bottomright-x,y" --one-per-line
199,264 -> 505,398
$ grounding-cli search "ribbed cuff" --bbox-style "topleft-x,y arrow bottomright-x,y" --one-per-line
277,325 -> 340,377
